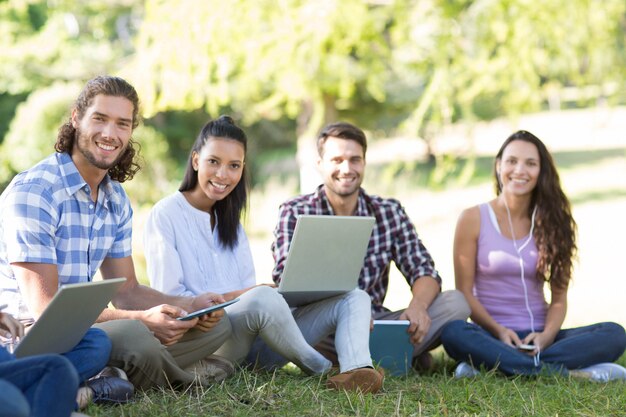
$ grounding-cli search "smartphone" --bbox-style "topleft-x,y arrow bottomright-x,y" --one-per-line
177,298 -> 239,321
518,343 -> 535,351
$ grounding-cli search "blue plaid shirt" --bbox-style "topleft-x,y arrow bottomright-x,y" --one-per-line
271,185 -> 442,313
0,152 -> 132,318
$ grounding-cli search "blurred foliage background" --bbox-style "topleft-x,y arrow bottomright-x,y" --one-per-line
1,0 -> 625,203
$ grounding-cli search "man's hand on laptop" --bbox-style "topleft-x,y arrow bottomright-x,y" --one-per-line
0,312 -> 24,340
400,304 -> 432,345
141,304 -> 197,346
191,293 -> 226,332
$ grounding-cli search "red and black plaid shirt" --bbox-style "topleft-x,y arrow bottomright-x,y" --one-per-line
271,185 -> 442,313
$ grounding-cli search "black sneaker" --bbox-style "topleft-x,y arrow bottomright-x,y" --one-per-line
85,376 -> 134,405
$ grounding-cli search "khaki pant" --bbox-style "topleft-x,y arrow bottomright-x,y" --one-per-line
95,318 -> 231,390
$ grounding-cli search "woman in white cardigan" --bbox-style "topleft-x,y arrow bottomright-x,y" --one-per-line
144,116 -> 332,377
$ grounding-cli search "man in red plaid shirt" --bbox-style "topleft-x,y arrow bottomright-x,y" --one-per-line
272,122 -> 470,371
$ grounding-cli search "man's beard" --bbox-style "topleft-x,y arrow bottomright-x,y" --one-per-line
75,127 -> 126,171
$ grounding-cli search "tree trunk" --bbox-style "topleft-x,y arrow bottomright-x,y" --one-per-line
295,93 -> 337,193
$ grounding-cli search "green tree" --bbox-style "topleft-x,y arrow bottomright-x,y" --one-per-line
0,82 -> 80,188
0,0 -> 142,149
127,0 -> 395,190
129,0 -> 626,190
394,0 -> 626,144
125,125 -> 179,207
0,0 -> 140,95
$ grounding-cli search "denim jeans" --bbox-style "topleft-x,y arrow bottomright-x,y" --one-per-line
214,286 -> 332,374
62,327 -> 112,382
0,379 -> 29,417
441,320 -> 626,376
0,348 -> 79,417
247,289 -> 373,373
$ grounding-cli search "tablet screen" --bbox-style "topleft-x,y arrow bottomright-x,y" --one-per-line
177,298 -> 240,321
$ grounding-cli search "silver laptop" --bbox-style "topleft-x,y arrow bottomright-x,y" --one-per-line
278,215 -> 375,306
13,277 -> 126,358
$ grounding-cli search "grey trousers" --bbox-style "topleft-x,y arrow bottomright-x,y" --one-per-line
214,286 -> 332,375
95,317 -> 231,390
316,290 -> 470,363
245,288 -> 374,374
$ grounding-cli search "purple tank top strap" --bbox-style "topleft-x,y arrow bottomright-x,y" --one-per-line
474,202 -> 547,331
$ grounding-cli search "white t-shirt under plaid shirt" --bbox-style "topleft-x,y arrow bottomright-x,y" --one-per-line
271,185 -> 442,313
0,152 -> 133,319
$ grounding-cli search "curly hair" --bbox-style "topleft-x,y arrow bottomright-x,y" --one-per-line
55,76 -> 141,183
179,115 -> 249,250
494,130 -> 577,289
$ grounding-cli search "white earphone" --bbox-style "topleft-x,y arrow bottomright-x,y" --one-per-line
503,199 -> 541,366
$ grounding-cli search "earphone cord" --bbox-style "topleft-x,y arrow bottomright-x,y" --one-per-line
504,200 -> 541,367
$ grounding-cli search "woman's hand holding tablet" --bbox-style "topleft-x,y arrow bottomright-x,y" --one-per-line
177,298 -> 240,321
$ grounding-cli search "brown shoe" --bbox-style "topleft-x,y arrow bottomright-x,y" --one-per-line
326,367 -> 384,394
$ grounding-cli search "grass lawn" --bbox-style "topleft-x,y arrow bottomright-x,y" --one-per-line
118,118 -> 626,416
87,352 -> 626,416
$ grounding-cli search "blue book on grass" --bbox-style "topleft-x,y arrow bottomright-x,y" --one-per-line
369,320 -> 413,376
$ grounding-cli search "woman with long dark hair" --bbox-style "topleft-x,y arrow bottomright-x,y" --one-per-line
144,116 -> 332,377
441,130 -> 626,381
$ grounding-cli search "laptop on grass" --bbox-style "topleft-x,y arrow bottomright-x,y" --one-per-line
13,277 -> 126,358
277,215 -> 375,307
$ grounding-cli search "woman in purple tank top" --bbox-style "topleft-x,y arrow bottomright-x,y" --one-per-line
441,130 -> 626,381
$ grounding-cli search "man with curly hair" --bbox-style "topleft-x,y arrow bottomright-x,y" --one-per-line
0,76 -> 233,403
